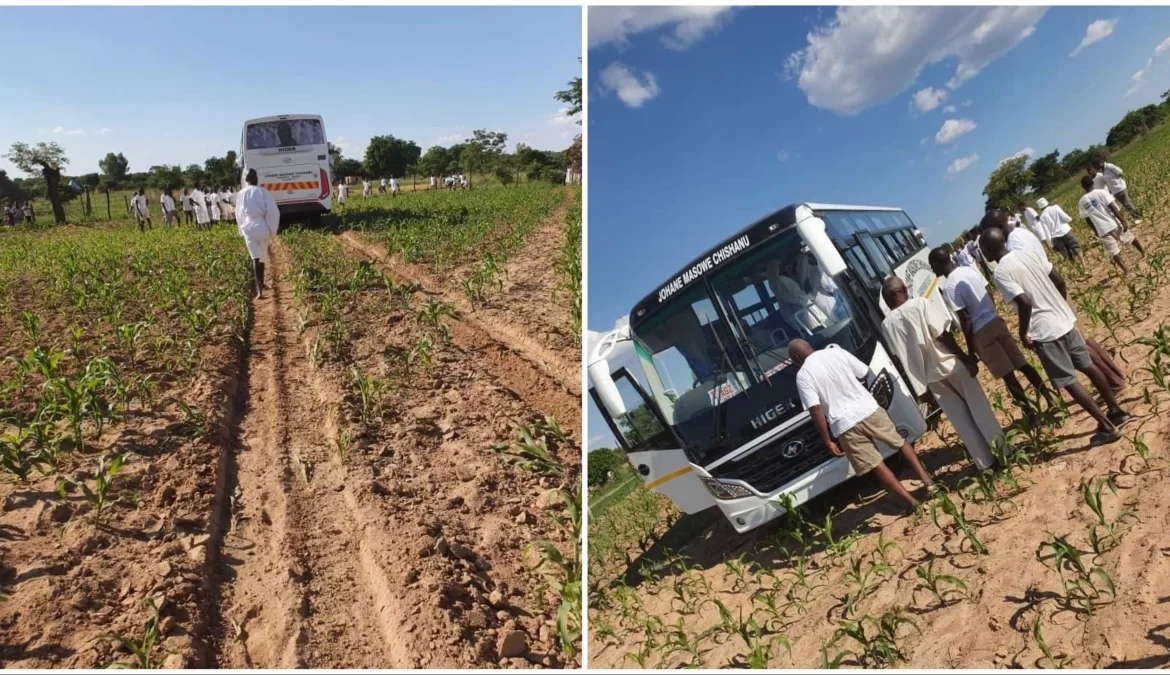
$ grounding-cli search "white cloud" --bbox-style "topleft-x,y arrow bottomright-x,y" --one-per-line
945,153 -> 979,178
1000,147 -> 1035,165
942,105 -> 957,113
94,128 -> 114,135
912,87 -> 948,113
935,118 -> 977,144
550,107 -> 579,126
785,6 -> 1045,115
1070,18 -> 1118,57
588,6 -> 733,51
776,150 -> 792,162
1127,35 -> 1170,96
436,132 -> 466,145
961,99 -> 974,107
51,126 -> 84,136
599,62 -> 661,108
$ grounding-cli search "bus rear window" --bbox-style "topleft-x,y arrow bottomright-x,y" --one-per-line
246,119 -> 324,149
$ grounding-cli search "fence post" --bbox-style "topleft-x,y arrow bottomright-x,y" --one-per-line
106,191 -> 111,220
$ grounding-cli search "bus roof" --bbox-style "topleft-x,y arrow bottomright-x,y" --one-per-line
627,202 -> 906,325
242,114 -> 324,125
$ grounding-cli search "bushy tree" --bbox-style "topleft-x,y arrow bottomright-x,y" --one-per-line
0,169 -> 27,207
417,145 -> 456,178
98,151 -> 129,188
587,448 -> 628,487
1027,150 -> 1068,196
982,155 -> 1032,213
1106,104 -> 1165,149
363,135 -> 421,179
7,142 -> 69,224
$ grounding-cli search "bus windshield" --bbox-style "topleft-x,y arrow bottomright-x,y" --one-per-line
246,118 -> 325,150
631,227 -> 873,466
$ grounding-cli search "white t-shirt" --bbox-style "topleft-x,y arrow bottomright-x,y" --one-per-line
338,184 -> 348,197
1038,204 -> 1072,238
380,178 -> 387,187
795,345 -> 879,438
993,250 -> 1076,343
955,247 -> 974,267
1023,206 -> 1039,230
1007,227 -> 1048,260
160,195 -> 175,212
1100,163 -> 1127,194
390,178 -> 399,190
130,195 -> 148,216
182,194 -> 193,210
943,265 -> 997,332
881,296 -> 957,393
1078,189 -> 1120,237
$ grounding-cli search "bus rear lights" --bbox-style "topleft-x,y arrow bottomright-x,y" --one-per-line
700,477 -> 753,500
318,169 -> 331,200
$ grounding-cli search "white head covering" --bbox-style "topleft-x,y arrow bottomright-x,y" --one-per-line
1036,198 -> 1049,210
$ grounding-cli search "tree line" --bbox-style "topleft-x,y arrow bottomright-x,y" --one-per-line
982,89 -> 1170,212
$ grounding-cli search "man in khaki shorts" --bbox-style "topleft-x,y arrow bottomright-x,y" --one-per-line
791,339 -> 934,511
929,247 -> 1056,420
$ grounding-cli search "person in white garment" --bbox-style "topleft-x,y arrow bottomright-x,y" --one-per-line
160,189 -> 177,229
930,247 -> 1055,422
182,189 -> 194,225
207,190 -> 221,224
1035,198 -> 1083,267
1088,156 -> 1142,223
1078,175 -> 1145,273
1018,200 -> 1046,247
235,169 -> 281,300
790,339 -> 935,511
189,184 -> 210,231
983,228 -> 1131,445
389,176 -> 399,196
130,189 -> 152,231
362,179 -> 371,198
337,181 -> 349,206
219,187 -> 232,219
881,276 -> 1000,471
379,177 -> 387,194
429,176 -> 436,190
981,208 -> 1127,390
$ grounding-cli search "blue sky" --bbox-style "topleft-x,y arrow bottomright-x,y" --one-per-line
0,6 -> 580,178
586,6 -> 1170,450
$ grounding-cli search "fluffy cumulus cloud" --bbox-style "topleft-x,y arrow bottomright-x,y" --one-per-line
785,6 -> 1045,115
1127,35 -> 1170,96
911,87 -> 948,113
549,107 -> 578,126
935,118 -> 977,144
1070,18 -> 1118,57
599,62 -> 661,108
945,153 -> 979,178
588,6 -> 734,51
1000,147 -> 1035,165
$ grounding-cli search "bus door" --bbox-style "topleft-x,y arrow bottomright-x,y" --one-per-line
589,367 -> 715,514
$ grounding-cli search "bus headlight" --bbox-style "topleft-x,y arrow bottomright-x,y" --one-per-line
700,478 -> 753,500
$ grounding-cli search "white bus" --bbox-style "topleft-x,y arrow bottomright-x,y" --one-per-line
589,203 -> 948,533
240,114 -> 333,227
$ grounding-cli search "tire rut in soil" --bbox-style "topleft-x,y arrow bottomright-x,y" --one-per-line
210,244 -> 410,668
336,231 -> 581,439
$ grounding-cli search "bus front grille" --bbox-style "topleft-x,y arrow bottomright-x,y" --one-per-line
709,425 -> 835,495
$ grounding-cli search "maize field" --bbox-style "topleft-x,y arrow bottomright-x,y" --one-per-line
0,182 -> 581,669
588,122 -> 1170,669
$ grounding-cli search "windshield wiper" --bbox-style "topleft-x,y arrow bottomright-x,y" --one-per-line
704,311 -> 737,453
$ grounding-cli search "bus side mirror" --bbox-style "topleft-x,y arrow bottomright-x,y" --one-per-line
588,329 -> 630,418
796,213 -> 847,277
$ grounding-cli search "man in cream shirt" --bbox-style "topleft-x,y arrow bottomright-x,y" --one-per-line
880,277 -> 1000,470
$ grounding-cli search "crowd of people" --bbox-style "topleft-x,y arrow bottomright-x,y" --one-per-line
794,152 -> 1145,512
3,201 -> 35,226
122,184 -> 238,233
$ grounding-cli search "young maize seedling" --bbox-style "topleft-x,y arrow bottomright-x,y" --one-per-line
872,530 -> 901,566
1127,430 -> 1157,472
723,554 -> 756,593
1032,614 -> 1074,668
0,427 -> 45,483
103,596 -> 167,669
526,481 -> 581,658
1036,533 -> 1116,617
1080,474 -> 1136,547
842,554 -> 892,617
928,486 -> 988,555
57,452 -> 129,526
815,509 -> 864,562
491,420 -> 566,479
19,310 -> 40,345
662,617 -> 707,667
912,556 -> 969,608
825,609 -> 919,668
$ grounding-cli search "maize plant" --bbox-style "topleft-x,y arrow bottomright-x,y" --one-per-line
57,452 -> 129,526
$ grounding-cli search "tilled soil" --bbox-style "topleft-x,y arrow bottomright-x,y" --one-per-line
0,226 -> 580,668
591,236 -> 1170,669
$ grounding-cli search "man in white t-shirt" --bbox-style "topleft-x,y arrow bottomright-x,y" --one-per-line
379,177 -> 387,194
181,189 -> 194,225
983,228 -> 1130,444
790,339 -> 934,510
189,185 -> 210,231
1088,156 -> 1142,222
160,189 -> 177,229
390,176 -> 399,196
362,179 -> 371,198
1078,175 -> 1145,273
337,181 -> 348,206
881,277 -> 1000,470
130,189 -> 152,232
1019,201 -> 1045,245
982,209 -> 1046,259
1035,197 -> 1083,267
929,247 -> 1055,421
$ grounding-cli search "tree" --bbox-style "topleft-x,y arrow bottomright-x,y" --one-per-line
333,157 -> 363,181
7,142 -> 69,224
203,151 -> 239,187
587,447 -> 628,487
1060,148 -> 1090,175
363,135 -> 421,179
182,164 -> 207,188
1027,150 -> 1068,196
567,134 -> 582,177
0,169 -> 27,207
146,165 -> 183,190
982,155 -> 1032,213
1106,104 -> 1165,149
555,76 -> 583,122
98,152 -> 130,189
78,173 -> 101,189
417,145 -> 455,178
